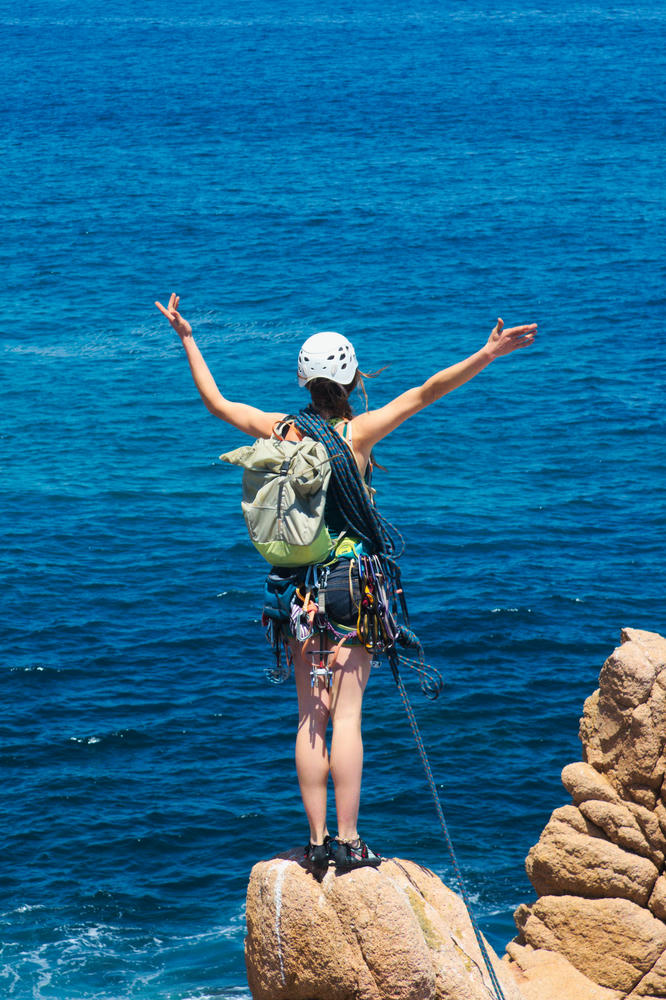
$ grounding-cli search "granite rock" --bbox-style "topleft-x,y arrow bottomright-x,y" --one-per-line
514,895 -> 666,992
579,628 -> 666,807
244,630 -> 666,1000
508,629 -> 666,996
625,950 -> 666,999
245,854 -> 524,1000
525,804 -> 659,904
503,941 -> 622,1000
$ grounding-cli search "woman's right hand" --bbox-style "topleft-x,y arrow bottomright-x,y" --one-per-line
485,317 -> 537,358
155,293 -> 193,341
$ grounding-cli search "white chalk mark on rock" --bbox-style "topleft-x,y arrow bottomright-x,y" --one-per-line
272,860 -> 290,984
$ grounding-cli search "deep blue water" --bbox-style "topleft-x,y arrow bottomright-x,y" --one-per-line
2,1 -> 665,996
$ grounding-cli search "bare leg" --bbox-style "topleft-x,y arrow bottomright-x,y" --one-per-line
293,640 -> 332,844
292,638 -> 371,845
329,645 -> 371,841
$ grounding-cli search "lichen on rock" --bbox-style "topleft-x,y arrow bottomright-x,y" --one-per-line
245,854 -> 523,1000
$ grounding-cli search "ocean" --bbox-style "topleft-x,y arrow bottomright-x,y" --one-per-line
2,1 -> 665,996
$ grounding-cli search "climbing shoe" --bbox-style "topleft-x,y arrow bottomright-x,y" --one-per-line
304,835 -> 332,872
332,837 -> 381,871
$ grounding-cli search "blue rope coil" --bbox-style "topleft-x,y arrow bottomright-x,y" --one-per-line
295,407 -> 404,560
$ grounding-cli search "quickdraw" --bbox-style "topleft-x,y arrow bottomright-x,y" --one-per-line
356,554 -> 396,653
307,635 -> 335,691
262,617 -> 294,685
290,588 -> 318,642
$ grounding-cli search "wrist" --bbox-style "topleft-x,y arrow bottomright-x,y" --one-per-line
480,343 -> 496,364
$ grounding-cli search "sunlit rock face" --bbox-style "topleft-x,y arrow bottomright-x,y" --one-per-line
244,854 -> 524,1000
508,628 -> 666,1000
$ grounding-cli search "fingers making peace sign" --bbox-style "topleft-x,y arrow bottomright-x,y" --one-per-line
155,293 -> 193,341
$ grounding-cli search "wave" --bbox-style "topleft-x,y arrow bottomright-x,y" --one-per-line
0,901 -> 250,1000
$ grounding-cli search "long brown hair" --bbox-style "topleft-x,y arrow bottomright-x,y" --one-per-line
307,370 -> 371,420
307,372 -> 386,470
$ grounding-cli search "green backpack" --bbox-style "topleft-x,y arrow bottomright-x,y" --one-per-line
219,431 -> 333,567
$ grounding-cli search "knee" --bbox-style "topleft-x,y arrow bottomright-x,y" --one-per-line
297,703 -> 331,742
330,707 -> 363,735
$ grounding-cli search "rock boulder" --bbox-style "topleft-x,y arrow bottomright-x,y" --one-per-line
245,854 -> 524,1000
506,628 -> 666,998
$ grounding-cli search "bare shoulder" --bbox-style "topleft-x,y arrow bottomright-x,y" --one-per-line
223,404 -> 286,439
350,387 -> 424,450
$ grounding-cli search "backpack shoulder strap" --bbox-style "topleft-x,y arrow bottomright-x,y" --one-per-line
272,416 -> 304,442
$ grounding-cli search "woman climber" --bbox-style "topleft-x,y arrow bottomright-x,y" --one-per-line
155,293 -> 537,873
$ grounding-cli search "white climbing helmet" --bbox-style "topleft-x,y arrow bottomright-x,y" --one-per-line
297,332 -> 358,388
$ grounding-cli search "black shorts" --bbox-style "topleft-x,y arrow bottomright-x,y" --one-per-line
320,558 -> 361,629
263,557 -> 361,635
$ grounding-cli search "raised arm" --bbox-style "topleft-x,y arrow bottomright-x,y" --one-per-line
351,318 -> 537,458
155,294 -> 284,438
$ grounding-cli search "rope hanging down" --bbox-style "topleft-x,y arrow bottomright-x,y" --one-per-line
388,651 -> 506,1000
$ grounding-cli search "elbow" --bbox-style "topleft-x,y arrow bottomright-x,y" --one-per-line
200,390 -> 227,418
418,383 -> 439,408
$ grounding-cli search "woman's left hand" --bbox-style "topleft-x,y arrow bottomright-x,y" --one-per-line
486,318 -> 537,358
